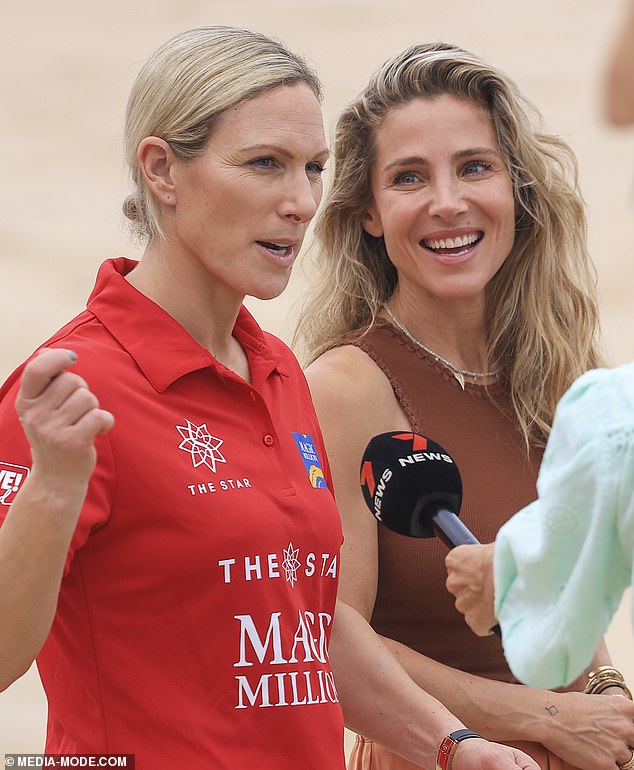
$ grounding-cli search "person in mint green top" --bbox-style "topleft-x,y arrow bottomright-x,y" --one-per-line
446,361 -> 634,690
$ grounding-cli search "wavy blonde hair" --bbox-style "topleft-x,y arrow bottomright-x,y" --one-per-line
296,42 -> 603,448
123,26 -> 321,241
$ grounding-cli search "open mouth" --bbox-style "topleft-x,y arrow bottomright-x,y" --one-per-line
422,231 -> 483,256
257,241 -> 293,257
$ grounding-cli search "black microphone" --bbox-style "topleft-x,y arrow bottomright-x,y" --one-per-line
359,431 -> 501,636
359,431 -> 477,546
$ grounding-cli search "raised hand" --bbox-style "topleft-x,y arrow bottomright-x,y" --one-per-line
15,348 -> 114,485
0,349 -> 114,689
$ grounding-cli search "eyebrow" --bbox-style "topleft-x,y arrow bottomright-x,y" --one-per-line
241,143 -> 330,161
383,147 -> 500,171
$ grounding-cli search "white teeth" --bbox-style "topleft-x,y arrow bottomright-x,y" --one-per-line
261,241 -> 289,254
425,232 -> 480,250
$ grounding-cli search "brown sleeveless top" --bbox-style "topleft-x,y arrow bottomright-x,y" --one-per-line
351,320 -> 543,682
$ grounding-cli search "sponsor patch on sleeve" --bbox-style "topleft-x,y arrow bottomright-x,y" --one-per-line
291,433 -> 328,489
0,462 -> 30,506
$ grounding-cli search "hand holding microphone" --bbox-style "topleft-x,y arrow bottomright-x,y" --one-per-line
445,543 -> 498,638
359,431 -> 500,637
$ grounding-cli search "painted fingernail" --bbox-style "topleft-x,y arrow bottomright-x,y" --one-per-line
67,350 -> 78,362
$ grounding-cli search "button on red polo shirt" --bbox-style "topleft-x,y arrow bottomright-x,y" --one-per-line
0,259 -> 345,768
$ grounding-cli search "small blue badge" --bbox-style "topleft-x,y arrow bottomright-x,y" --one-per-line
292,432 -> 328,488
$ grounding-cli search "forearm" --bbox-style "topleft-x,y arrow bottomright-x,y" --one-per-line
381,634 -> 565,744
0,471 -> 86,689
380,634 -> 634,770
330,601 -> 464,767
0,348 -> 112,690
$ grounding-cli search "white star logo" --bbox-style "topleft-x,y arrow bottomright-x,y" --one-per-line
282,542 -> 301,587
176,420 -> 227,472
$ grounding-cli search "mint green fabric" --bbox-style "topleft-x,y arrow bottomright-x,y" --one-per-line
494,362 -> 634,688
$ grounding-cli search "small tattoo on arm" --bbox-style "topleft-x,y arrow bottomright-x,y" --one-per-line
545,704 -> 559,716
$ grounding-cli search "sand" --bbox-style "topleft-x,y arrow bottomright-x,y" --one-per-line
2,0 -> 634,758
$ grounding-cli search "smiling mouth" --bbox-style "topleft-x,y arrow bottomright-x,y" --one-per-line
422,231 -> 483,256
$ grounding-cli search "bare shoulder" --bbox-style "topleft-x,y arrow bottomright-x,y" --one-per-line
305,344 -> 408,455
306,344 -> 397,422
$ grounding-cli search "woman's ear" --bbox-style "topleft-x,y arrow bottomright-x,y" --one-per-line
137,137 -> 176,207
363,205 -> 384,238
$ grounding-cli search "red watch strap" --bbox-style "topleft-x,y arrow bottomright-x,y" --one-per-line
435,729 -> 482,770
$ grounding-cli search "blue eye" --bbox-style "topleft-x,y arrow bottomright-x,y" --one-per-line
250,157 -> 276,169
393,171 -> 420,185
463,160 -> 491,175
306,161 -> 325,176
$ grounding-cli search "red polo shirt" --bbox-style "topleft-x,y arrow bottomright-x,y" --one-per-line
0,259 -> 345,768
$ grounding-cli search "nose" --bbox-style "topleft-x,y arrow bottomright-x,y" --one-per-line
427,177 -> 468,220
279,174 -> 321,224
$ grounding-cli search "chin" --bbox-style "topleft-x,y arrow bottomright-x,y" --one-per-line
250,275 -> 292,301
251,291 -> 283,302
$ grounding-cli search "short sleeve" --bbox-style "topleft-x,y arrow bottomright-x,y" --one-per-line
0,371 -> 33,517
494,364 -> 634,688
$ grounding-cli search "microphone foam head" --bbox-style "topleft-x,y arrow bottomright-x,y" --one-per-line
359,432 -> 462,537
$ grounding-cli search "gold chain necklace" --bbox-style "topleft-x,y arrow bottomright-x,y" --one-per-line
384,305 -> 499,390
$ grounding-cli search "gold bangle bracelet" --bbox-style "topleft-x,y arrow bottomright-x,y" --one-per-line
593,681 -> 633,698
584,666 -> 633,700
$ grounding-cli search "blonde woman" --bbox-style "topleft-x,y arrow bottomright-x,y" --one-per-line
0,28 -> 541,770
300,42 -> 634,770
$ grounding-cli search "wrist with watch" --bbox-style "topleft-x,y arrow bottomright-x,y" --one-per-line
436,728 -> 482,770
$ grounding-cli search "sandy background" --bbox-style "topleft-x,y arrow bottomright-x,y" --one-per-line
2,0 -> 634,758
